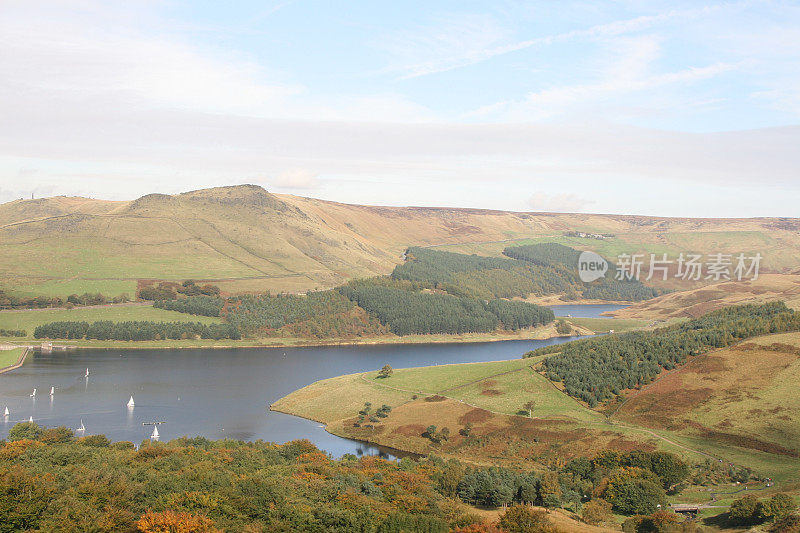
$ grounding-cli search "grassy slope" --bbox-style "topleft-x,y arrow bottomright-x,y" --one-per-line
275,359 -> 698,466
2,185 -> 799,299
608,273 -> 800,320
274,333 -> 800,485
615,332 -> 800,465
5,279 -> 137,299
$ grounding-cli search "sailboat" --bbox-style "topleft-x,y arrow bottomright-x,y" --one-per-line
28,415 -> 33,423
85,368 -> 89,378
50,387 -> 55,397
151,425 -> 159,439
30,388 -> 36,398
77,419 -> 85,432
127,395 -> 135,408
3,407 -> 8,416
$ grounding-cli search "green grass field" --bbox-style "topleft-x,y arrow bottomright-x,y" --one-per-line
0,347 -> 24,369
0,305 -> 223,340
363,358 -> 602,423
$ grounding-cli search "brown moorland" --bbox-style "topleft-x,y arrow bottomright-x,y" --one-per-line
615,332 -> 800,458
2,184 -> 800,298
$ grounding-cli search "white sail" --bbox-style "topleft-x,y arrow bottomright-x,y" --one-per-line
28,415 -> 33,422
50,387 -> 54,396
151,426 -> 159,439
85,368 -> 89,377
3,407 -> 8,416
77,419 -> 85,432
127,395 -> 135,408
30,388 -> 36,397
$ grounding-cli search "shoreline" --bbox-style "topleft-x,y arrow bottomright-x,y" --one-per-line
0,347 -> 31,374
0,324 -> 597,353
269,403 -> 422,459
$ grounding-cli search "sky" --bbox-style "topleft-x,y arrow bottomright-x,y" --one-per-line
1,0 -> 799,216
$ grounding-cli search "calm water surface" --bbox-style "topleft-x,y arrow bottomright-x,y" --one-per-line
548,303 -> 627,318
0,305 -> 624,457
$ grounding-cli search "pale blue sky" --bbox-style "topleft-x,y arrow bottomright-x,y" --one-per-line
1,1 -> 798,215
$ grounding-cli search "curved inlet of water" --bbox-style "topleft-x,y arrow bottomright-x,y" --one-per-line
0,305 -> 626,458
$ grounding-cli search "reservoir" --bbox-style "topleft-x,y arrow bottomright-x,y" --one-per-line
0,305 -> 626,457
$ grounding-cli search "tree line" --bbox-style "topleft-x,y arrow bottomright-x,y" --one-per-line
33,320 -> 241,341
528,301 -> 800,406
0,289 -> 130,310
154,295 -> 224,317
138,280 -> 220,301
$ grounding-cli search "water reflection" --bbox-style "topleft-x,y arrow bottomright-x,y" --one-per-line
547,303 -> 627,318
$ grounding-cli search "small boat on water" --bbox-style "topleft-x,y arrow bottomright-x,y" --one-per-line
127,396 -> 135,408
30,388 -> 36,398
77,420 -> 85,432
3,407 -> 8,416
50,387 -> 55,397
28,415 -> 33,423
151,426 -> 159,439
85,368 -> 89,378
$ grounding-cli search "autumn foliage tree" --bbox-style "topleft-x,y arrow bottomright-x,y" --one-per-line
136,510 -> 221,533
498,505 -> 556,533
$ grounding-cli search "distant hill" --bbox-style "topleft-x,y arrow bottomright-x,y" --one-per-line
608,273 -> 800,320
1,184 -> 799,298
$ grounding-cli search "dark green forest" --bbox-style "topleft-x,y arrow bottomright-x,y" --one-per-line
339,282 -> 553,336
528,302 -> 800,406
391,244 -> 659,302
502,243 -> 660,301
392,246 -> 583,300
224,291 -> 358,336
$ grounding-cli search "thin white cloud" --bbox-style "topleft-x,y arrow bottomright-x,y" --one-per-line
268,168 -> 321,190
384,3 -> 735,79
528,192 -> 594,213
472,33 -> 738,121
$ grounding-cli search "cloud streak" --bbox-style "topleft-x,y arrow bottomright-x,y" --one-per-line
385,3 -> 735,79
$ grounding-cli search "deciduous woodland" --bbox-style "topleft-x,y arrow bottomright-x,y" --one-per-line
5,422 -> 764,532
